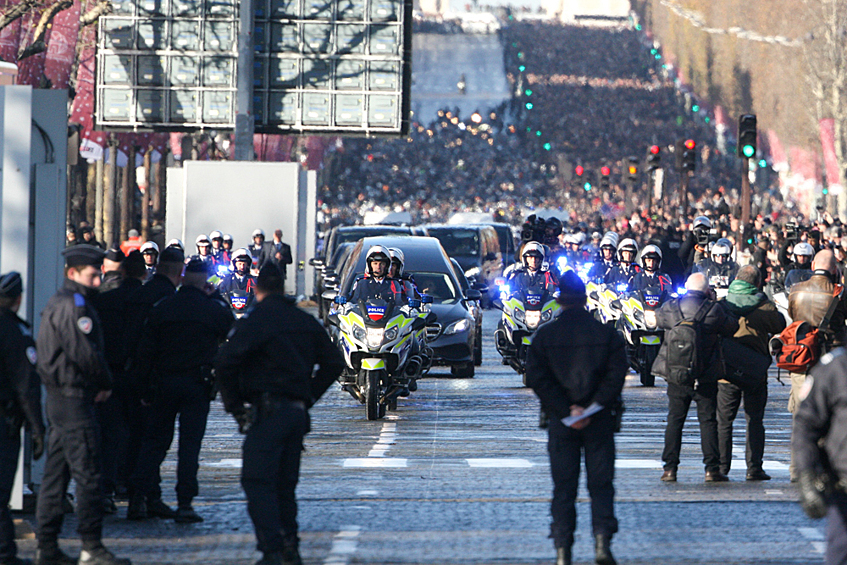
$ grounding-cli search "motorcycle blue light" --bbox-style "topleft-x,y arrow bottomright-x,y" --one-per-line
616,283 -> 628,293
556,257 -> 568,273
499,284 -> 510,295
676,287 -> 687,295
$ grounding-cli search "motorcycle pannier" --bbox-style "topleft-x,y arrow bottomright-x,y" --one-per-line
653,300 -> 710,387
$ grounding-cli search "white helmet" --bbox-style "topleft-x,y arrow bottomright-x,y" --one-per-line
693,216 -> 712,230
195,234 -> 211,247
793,242 -> 815,258
574,232 -> 587,245
140,241 -> 159,254
388,247 -> 405,276
640,244 -> 662,270
166,238 -> 184,252
600,232 -> 619,249
209,230 -> 223,241
521,241 -> 546,268
231,247 -> 252,268
711,238 -> 733,258
563,233 -> 577,245
252,229 -> 265,238
617,238 -> 638,261
222,234 -> 233,245
364,245 -> 391,276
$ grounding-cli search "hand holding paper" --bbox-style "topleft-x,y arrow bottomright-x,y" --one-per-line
562,402 -> 603,429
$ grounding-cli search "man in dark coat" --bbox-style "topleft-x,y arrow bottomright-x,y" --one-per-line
717,265 -> 786,480
526,271 -> 628,565
653,272 -> 739,483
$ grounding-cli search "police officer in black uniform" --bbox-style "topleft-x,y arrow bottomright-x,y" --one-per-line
793,348 -> 847,564
91,251 -> 146,513
128,257 -> 232,524
122,247 -> 184,516
35,245 -> 130,565
526,271 -> 628,565
99,249 -> 124,294
348,246 -> 407,304
214,264 -> 344,565
0,272 -> 45,565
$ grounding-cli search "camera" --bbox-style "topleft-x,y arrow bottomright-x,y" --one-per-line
785,223 -> 799,242
695,227 -> 719,247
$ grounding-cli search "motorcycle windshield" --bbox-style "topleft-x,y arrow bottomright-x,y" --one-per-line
522,285 -> 547,311
360,298 -> 395,327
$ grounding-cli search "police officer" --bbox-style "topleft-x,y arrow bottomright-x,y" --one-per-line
122,247 -> 184,516
526,271 -> 628,565
139,242 -> 158,280
128,258 -> 232,524
218,248 -> 257,315
349,246 -> 407,304
214,264 -> 345,565
91,251 -> 147,513
507,242 -> 558,294
0,273 -> 45,565
630,245 -> 673,293
587,233 -> 618,283
605,238 -> 640,289
35,245 -> 130,565
99,249 -> 124,293
694,238 -> 738,291
793,348 -> 847,564
783,242 -> 815,289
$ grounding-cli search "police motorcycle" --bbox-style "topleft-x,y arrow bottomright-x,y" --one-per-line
494,243 -> 562,384
616,285 -> 669,387
328,295 -> 434,420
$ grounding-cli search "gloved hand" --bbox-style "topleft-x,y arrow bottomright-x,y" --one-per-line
234,410 -> 252,434
32,433 -> 44,460
798,471 -> 829,519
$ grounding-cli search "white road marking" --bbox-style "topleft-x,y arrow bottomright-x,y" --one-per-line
762,461 -> 789,470
323,526 -> 361,565
615,459 -> 664,469
765,490 -> 783,496
799,527 -> 825,541
356,489 -> 379,496
343,458 -> 408,468
466,458 -> 534,468
368,423 -> 398,457
812,542 -> 826,554
205,459 -> 242,468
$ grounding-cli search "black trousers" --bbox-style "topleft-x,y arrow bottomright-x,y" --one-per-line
0,417 -> 21,562
662,381 -> 720,473
547,411 -> 617,549
115,392 -> 153,496
242,398 -> 309,555
717,379 -> 768,475
130,375 -> 209,506
827,491 -> 847,565
36,396 -> 103,550
96,392 -> 126,497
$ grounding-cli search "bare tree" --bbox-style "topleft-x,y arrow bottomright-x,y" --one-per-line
80,0 -> 112,27
0,0 -> 38,33
803,0 -> 847,215
18,0 -> 73,60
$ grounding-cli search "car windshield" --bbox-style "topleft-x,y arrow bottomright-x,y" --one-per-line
337,229 -> 408,246
429,230 -> 479,257
412,272 -> 458,303
493,226 -> 511,254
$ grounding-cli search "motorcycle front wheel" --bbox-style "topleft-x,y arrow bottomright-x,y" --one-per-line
639,345 -> 659,387
363,369 -> 386,420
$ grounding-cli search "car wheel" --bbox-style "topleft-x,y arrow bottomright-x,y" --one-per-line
473,327 -> 482,366
451,362 -> 474,378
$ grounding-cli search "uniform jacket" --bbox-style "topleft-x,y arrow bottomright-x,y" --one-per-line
722,283 -> 786,356
653,291 -> 739,381
507,267 -> 558,294
605,262 -> 640,288
249,241 -> 277,271
630,271 -> 673,293
100,270 -> 123,293
219,272 -> 257,310
349,276 -> 408,304
525,307 -> 628,421
214,294 -> 345,409
587,258 -> 616,283
124,273 -> 178,374
788,270 -> 847,345
0,308 -> 44,435
37,280 -> 112,394
793,348 -> 847,481
92,277 -> 143,381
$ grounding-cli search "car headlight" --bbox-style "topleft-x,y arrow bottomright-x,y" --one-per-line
444,318 -> 471,335
514,308 -> 525,323
352,325 -> 366,343
541,309 -> 552,322
384,326 -> 399,342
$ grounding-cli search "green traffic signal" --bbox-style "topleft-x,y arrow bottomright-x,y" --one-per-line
650,49 -> 657,55
583,182 -> 592,191
517,52 -> 524,59
635,24 -> 642,31
742,144 -> 755,158
824,187 -> 830,195
692,105 -> 700,112
654,54 -> 661,60
758,159 -> 767,168
525,89 -> 532,96
535,130 -> 542,137
543,143 -> 552,151
518,65 -> 526,72
525,102 -> 533,110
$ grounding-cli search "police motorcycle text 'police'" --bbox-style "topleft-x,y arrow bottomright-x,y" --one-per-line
328,295 -> 433,420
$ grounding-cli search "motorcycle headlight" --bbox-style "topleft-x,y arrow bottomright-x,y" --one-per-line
384,326 -> 399,342
514,308 -> 525,323
525,310 -> 541,328
352,325 -> 366,343
541,309 -> 552,322
644,310 -> 657,329
444,318 -> 470,335
616,282 -> 629,293
366,327 -> 385,349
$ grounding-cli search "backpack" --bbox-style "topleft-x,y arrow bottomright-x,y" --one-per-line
770,284 -> 842,374
655,299 -> 711,387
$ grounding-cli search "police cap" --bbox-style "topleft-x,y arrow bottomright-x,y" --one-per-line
62,244 -> 105,268
104,248 -> 125,263
557,270 -> 586,304
0,272 -> 23,299
184,256 -> 208,273
159,247 -> 185,264
256,264 -> 283,294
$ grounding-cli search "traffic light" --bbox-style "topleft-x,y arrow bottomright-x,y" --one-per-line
647,145 -> 661,171
525,102 -> 533,110
627,156 -> 639,182
575,165 -> 584,177
543,142 -> 551,151
683,139 -> 696,172
600,166 -> 611,189
738,114 -> 757,158
583,182 -> 592,192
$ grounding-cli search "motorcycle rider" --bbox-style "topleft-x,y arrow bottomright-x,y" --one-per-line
507,242 -> 558,295
195,235 -> 215,271
166,239 -> 184,253
218,248 -> 257,313
631,245 -> 673,294
349,246 -> 408,304
694,238 -> 738,290
139,241 -> 159,279
783,242 -> 815,290
387,247 -> 420,301
606,238 -> 641,289
221,234 -> 234,265
588,233 -> 619,283
209,231 -> 225,265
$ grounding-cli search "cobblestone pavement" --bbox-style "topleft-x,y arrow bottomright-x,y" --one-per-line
14,310 -> 823,564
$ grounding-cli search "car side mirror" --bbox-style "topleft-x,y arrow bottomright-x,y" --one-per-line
309,257 -> 325,268
465,289 -> 482,301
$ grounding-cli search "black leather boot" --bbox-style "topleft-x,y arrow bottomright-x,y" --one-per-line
595,534 -> 616,565
556,546 -> 571,565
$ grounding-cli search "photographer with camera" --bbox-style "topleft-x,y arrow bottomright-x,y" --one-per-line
679,216 -> 715,276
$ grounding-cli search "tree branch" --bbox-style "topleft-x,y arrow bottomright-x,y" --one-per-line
18,0 -> 74,60
80,0 -> 112,27
0,0 -> 38,33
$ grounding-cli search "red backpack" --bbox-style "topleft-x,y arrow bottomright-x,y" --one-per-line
770,284 -> 842,373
